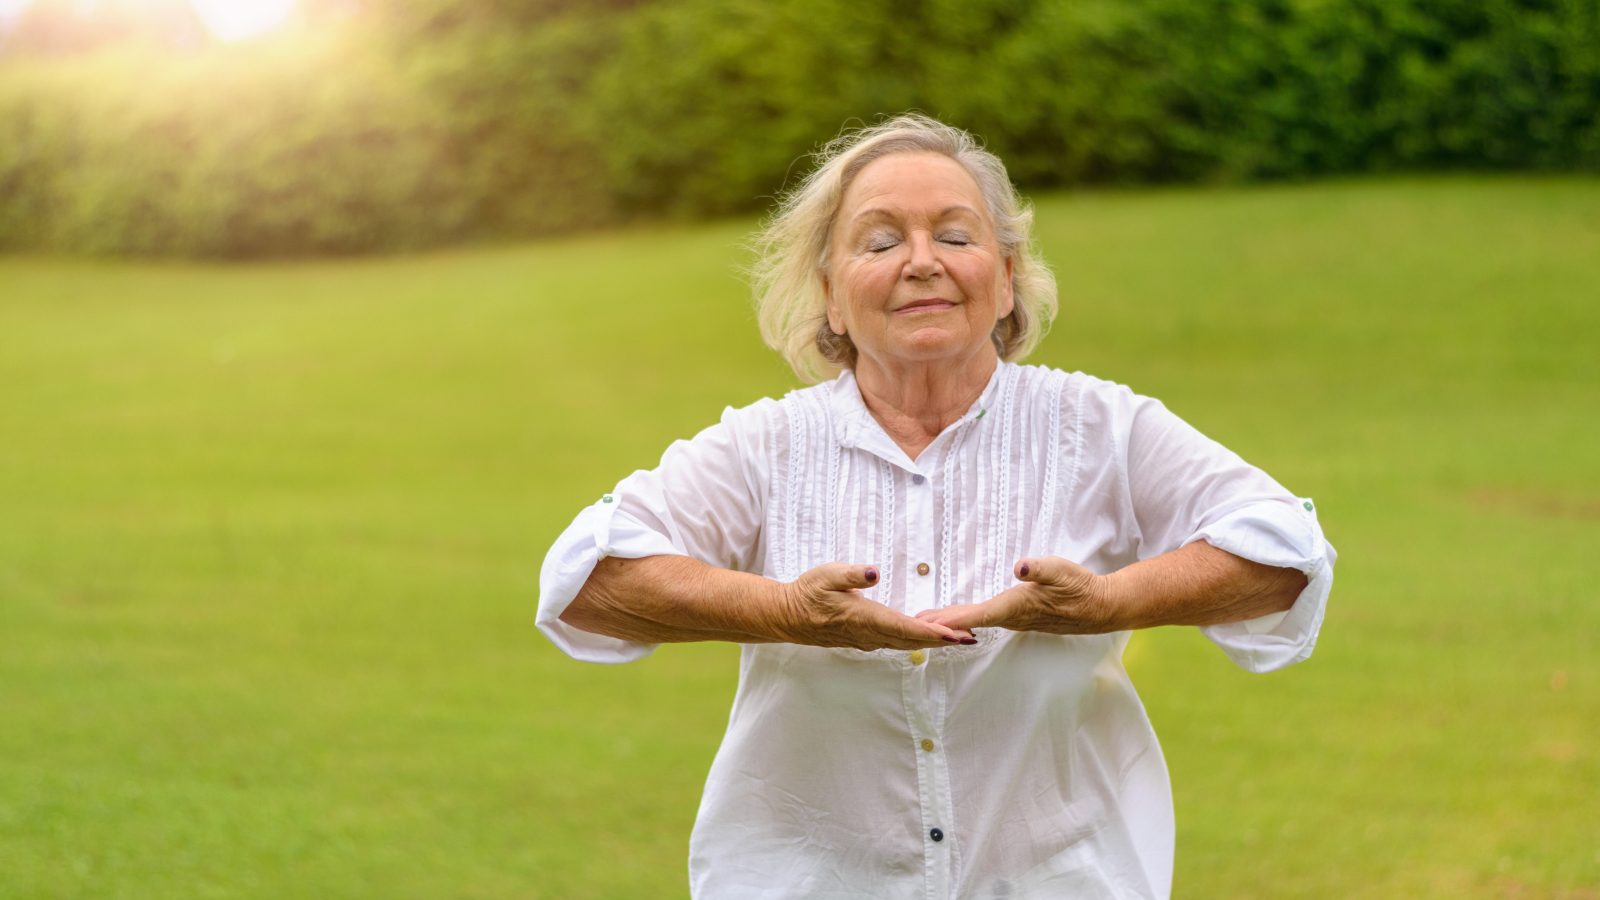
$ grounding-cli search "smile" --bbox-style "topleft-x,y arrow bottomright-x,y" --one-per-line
895,299 -> 958,313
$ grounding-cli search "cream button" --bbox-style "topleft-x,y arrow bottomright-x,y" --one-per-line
909,650 -> 926,665
921,738 -> 935,752
916,562 -> 930,576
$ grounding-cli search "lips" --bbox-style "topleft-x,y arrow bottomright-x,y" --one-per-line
895,299 -> 957,313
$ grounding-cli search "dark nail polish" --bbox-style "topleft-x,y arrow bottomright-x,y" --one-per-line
864,567 -> 878,582
960,638 -> 978,645
941,636 -> 959,643
1019,563 -> 1030,576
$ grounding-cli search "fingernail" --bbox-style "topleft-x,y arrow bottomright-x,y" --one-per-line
864,567 -> 878,582
1019,563 -> 1030,576
941,636 -> 959,643
960,638 -> 978,645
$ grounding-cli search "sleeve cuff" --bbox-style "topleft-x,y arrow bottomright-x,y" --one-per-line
1190,498 -> 1336,673
535,498 -> 678,665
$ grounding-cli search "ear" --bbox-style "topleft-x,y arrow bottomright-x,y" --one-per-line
996,255 -> 1016,320
823,273 -> 848,335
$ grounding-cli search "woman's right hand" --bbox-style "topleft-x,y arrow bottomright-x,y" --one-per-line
562,555 -> 973,649
770,563 -> 976,650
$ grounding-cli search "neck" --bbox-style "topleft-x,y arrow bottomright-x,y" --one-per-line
853,346 -> 999,462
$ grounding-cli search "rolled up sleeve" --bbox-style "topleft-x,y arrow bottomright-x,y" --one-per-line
1189,497 -> 1335,673
536,501 -> 676,664
535,402 -> 773,665
1124,394 -> 1336,673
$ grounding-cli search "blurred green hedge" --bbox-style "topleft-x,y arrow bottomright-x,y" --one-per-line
2,0 -> 1598,257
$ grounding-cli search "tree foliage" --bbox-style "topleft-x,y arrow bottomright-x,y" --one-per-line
2,0 -> 1597,256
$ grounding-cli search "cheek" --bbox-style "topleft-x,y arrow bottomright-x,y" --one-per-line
843,259 -> 899,308
952,258 -> 1003,308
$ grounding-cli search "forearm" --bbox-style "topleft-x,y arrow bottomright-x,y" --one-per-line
1105,540 -> 1307,630
560,554 -> 785,644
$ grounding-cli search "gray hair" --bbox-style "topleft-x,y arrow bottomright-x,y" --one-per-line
750,113 -> 1058,383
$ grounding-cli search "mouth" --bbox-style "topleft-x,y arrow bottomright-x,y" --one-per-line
895,298 -> 957,314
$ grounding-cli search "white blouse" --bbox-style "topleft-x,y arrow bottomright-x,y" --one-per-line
537,362 -> 1335,900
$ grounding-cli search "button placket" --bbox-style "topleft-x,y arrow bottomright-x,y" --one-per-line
902,649 -> 952,899
898,445 -> 958,895
904,465 -> 937,616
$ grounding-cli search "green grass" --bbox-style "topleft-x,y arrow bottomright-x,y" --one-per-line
1,176 -> 1596,899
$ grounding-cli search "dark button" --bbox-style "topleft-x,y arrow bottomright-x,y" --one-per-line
912,474 -> 926,485
930,828 -> 944,842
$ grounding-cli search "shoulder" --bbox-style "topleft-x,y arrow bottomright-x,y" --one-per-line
693,375 -> 846,448
776,379 -> 837,417
1005,363 -> 1153,428
716,393 -> 788,434
1004,365 -> 1196,474
653,395 -> 787,468
692,392 -> 806,473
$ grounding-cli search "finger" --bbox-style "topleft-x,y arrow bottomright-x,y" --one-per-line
892,616 -> 975,647
872,607 -> 974,647
912,607 -> 982,643
912,609 -> 966,641
1014,555 -> 1090,586
919,619 -> 977,643
808,562 -> 880,593
922,601 -> 1003,633
917,605 -> 974,626
942,584 -> 1044,632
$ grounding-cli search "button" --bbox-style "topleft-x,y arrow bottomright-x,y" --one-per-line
912,474 -> 926,485
916,563 -> 930,576
1303,500 -> 1314,511
909,650 -> 925,665
930,827 -> 944,842
920,739 -> 934,752
601,494 -> 614,504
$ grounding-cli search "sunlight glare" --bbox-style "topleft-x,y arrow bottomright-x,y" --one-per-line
188,0 -> 296,41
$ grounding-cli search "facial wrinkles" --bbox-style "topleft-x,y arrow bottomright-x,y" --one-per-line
842,207 -> 986,261
847,220 -> 993,317
825,154 -> 1008,350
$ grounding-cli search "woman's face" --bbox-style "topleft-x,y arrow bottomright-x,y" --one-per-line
826,152 -> 1014,370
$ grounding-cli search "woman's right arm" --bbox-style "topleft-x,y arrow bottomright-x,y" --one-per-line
539,402 -> 969,660
562,555 -> 972,650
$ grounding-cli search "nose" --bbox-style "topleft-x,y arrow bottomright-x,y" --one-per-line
903,231 -> 942,281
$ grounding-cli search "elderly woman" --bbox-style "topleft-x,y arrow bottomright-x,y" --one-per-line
537,114 -> 1335,900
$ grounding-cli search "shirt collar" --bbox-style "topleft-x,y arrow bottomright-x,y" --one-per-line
829,363 -> 1006,474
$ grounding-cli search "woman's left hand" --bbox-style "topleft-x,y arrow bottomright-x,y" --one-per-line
914,557 -> 1124,635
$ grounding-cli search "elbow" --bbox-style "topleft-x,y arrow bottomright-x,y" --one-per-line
559,557 -> 631,638
558,592 -> 617,639
1268,566 -> 1309,613
558,593 -> 603,632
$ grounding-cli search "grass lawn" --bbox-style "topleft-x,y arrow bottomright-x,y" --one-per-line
1,176 -> 1596,899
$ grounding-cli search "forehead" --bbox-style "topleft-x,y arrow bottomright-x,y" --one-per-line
839,152 -> 987,221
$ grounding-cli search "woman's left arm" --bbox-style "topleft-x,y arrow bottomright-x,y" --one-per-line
917,541 -> 1306,635
921,384 -> 1332,653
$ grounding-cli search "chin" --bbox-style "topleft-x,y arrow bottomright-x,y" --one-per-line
888,329 -> 972,361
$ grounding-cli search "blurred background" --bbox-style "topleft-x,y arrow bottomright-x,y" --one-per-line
0,1 -> 1596,898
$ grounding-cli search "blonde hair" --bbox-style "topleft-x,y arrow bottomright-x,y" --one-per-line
750,113 -> 1058,384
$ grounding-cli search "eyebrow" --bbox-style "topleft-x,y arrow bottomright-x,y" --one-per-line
850,204 -> 982,223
